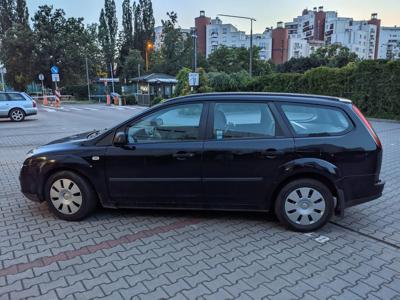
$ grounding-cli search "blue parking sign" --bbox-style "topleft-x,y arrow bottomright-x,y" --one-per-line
51,66 -> 59,74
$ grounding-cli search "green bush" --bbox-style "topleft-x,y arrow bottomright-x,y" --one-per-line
62,85 -> 88,99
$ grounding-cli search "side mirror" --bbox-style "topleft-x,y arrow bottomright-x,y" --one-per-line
113,132 -> 127,146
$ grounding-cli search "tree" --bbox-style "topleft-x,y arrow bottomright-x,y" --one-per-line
118,0 -> 134,75
98,0 -> 118,68
120,49 -> 144,80
1,23 -> 34,90
141,0 -> 154,47
313,44 -> 358,68
32,5 -> 102,87
207,46 -> 272,75
0,0 -> 14,36
15,0 -> 28,26
133,0 -> 155,57
158,12 -> 185,75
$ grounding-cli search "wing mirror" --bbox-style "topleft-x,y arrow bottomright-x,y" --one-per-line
113,132 -> 127,146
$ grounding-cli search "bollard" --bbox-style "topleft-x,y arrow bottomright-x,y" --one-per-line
106,95 -> 111,105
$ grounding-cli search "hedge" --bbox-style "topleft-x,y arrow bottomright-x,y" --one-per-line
245,60 -> 400,119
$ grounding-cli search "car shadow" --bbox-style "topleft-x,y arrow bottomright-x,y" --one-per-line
93,206 -> 278,223
0,118 -> 38,123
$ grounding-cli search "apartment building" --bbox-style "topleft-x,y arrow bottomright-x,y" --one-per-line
205,17 -> 272,61
325,14 -> 377,59
378,26 -> 400,60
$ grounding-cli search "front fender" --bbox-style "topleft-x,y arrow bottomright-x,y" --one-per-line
35,153 -> 106,202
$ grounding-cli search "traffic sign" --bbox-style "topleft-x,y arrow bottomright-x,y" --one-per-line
52,74 -> 60,82
51,66 -> 59,74
188,73 -> 199,86
38,73 -> 44,81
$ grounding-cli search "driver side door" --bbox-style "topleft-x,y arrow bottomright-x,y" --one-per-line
105,102 -> 207,208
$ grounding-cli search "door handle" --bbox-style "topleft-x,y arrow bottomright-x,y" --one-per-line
264,149 -> 283,159
173,152 -> 195,160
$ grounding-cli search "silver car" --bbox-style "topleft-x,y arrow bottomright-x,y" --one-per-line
0,92 -> 38,122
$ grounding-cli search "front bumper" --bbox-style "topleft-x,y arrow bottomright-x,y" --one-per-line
19,164 -> 44,203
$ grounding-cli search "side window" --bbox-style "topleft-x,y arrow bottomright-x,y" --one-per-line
0,94 -> 8,101
7,93 -> 25,101
213,103 -> 276,140
127,103 -> 203,143
281,104 -> 351,136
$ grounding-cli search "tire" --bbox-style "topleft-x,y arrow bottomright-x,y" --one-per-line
45,171 -> 97,221
9,108 -> 25,122
274,179 -> 334,232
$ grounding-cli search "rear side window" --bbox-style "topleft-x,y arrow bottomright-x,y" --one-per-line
281,104 -> 351,136
0,94 -> 7,101
7,93 -> 25,101
213,103 -> 276,140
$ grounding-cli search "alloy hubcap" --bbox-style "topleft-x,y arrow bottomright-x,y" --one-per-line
284,187 -> 326,225
12,110 -> 23,121
50,179 -> 82,215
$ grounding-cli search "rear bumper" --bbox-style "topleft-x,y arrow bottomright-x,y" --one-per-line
345,180 -> 385,208
25,108 -> 38,116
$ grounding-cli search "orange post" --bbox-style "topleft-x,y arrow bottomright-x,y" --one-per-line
106,95 -> 111,105
43,95 -> 48,106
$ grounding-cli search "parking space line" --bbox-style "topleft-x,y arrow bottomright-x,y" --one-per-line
0,218 -> 202,277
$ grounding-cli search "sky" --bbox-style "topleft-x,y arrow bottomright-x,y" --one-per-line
27,0 -> 400,33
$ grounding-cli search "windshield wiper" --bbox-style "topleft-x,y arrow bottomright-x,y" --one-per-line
87,128 -> 107,139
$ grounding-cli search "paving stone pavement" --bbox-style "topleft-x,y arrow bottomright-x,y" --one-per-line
0,108 -> 399,299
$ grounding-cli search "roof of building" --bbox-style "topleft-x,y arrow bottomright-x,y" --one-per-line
131,73 -> 178,84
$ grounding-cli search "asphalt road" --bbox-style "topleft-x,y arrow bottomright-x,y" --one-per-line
0,104 -> 399,300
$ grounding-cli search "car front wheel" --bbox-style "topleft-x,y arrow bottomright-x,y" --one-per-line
275,179 -> 334,232
9,108 -> 25,122
45,171 -> 97,221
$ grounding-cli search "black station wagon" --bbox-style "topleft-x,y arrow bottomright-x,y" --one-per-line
20,93 -> 384,232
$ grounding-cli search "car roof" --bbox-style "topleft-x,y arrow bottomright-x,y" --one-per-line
166,92 -> 352,105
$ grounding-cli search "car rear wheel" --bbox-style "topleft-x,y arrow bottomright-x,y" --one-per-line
9,108 -> 25,122
275,179 -> 334,232
45,171 -> 97,221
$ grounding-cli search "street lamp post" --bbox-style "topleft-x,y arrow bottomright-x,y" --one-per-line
85,57 -> 91,101
146,41 -> 154,72
192,31 -> 198,72
218,14 -> 256,77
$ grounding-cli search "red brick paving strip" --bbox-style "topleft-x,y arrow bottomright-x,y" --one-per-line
0,218 -> 203,277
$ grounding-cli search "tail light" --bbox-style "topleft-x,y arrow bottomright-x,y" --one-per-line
32,100 -> 37,108
352,104 -> 381,148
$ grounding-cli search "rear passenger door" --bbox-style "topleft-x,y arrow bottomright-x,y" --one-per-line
202,101 -> 295,210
